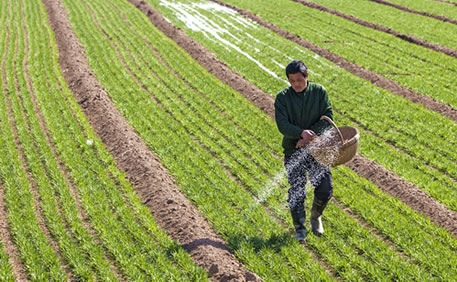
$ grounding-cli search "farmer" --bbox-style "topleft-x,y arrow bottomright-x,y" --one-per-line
274,60 -> 333,243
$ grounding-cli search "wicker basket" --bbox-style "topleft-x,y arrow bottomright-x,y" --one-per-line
308,116 -> 359,167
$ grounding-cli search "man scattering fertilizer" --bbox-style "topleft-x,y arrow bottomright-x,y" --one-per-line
274,60 -> 333,243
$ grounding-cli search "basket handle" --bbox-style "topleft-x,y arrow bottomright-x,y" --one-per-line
320,116 -> 344,144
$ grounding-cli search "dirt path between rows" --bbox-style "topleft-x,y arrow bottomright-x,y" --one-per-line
131,0 -> 457,238
293,0 -> 457,59
434,0 -> 457,7
370,0 -> 457,25
42,0 -> 260,280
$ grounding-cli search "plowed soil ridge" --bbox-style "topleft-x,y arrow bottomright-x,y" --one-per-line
434,0 -> 457,7
293,0 -> 457,59
132,0 -> 457,238
370,0 -> 457,25
42,0 -> 260,280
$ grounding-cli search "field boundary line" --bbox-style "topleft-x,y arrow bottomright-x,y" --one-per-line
211,0 -> 457,123
369,0 -> 457,25
291,0 -> 457,59
93,1 -> 282,256
42,0 -> 261,280
135,0 -> 457,238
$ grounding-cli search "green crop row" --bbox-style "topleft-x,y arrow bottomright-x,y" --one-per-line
370,0 -> 457,21
308,0 -> 457,51
212,0 -> 457,110
387,0 -> 457,15
149,0 -> 457,211
0,0 -> 207,280
0,0 -> 68,279
140,0 -> 457,278
0,241 -> 14,281
59,0 -> 457,279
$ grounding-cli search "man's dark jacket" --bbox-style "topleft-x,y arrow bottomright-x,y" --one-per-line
274,82 -> 333,157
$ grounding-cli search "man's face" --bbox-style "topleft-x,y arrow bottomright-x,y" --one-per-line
288,72 -> 308,93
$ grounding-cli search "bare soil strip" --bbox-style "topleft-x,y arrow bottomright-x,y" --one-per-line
292,0 -> 457,59
42,0 -> 260,280
132,0 -> 457,238
370,0 -> 457,25
210,1 -> 457,123
434,0 -> 457,7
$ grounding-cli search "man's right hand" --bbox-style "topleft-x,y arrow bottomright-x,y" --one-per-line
300,130 -> 316,142
296,130 -> 316,148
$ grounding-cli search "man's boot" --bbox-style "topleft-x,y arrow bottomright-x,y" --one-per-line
310,198 -> 328,236
290,206 -> 307,243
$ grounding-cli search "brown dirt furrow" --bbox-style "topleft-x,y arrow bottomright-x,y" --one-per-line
370,0 -> 457,25
434,0 -> 457,7
132,0 -> 457,238
42,0 -> 260,280
293,0 -> 457,58
331,199 -> 413,262
132,0 -> 275,119
346,156 -> 457,237
114,6 -> 275,177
